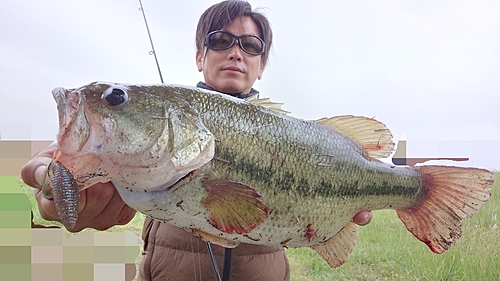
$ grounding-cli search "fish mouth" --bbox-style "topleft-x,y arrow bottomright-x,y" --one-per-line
52,87 -> 90,154
165,170 -> 197,191
51,86 -> 113,191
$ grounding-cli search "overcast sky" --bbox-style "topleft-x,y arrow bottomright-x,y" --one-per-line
1,0 -> 499,170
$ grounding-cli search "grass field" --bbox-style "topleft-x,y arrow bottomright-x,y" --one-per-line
286,172 -> 499,281
25,172 -> 499,280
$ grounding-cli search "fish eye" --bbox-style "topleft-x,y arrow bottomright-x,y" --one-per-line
102,87 -> 129,106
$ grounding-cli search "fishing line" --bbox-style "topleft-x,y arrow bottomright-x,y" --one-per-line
138,0 -> 164,83
137,2 -> 227,280
207,242 -> 222,281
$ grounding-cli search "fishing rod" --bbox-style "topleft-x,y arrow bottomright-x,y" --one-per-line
137,2 -> 228,281
138,0 -> 164,83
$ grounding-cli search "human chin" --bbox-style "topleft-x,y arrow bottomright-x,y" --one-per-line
215,79 -> 247,94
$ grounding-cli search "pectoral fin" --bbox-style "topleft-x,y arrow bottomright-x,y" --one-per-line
312,221 -> 359,268
201,179 -> 269,234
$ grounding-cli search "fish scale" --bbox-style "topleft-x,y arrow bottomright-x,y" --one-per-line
202,96 -> 423,205
48,82 -> 493,268
141,87 -> 429,247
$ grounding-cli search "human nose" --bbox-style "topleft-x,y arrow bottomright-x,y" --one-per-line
227,39 -> 243,61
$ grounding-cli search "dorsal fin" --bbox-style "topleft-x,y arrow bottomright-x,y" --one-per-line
248,97 -> 290,115
317,115 -> 394,158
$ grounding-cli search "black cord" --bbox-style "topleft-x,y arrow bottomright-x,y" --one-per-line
206,242 -> 222,281
222,248 -> 232,281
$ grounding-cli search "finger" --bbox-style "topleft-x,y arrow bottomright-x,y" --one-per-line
116,205 -> 136,226
21,158 -> 51,188
65,183 -> 115,232
80,183 -> 116,216
77,187 -> 87,213
353,210 -> 372,226
21,143 -> 57,188
33,187 -> 60,222
87,189 -> 135,230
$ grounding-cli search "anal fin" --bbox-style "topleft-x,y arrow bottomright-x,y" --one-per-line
312,221 -> 359,268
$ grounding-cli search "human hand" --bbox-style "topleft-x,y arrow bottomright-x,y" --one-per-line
21,143 -> 136,232
352,211 -> 372,226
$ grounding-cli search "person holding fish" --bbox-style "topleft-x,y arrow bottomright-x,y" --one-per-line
22,1 -> 374,280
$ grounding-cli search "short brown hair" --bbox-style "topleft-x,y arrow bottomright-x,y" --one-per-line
196,0 -> 273,66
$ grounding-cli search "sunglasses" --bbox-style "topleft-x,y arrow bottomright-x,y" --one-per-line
205,30 -> 265,56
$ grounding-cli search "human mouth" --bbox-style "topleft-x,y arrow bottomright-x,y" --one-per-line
223,66 -> 244,73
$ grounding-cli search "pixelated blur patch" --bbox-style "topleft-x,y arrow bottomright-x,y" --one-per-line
0,176 -> 32,280
0,140 -> 33,176
29,229 -> 140,281
0,263 -> 31,281
0,138 -> 142,281
0,176 -> 31,229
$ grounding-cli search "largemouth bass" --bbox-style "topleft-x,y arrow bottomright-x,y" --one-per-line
46,82 -> 493,268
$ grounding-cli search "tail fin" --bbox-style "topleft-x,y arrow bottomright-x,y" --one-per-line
396,166 -> 493,253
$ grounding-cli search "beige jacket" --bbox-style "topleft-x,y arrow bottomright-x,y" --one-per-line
138,216 -> 290,281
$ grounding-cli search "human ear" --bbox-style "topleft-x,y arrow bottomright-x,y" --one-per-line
257,64 -> 264,80
196,50 -> 203,72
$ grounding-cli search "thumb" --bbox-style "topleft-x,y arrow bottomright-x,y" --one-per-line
21,157 -> 51,189
34,165 -> 48,188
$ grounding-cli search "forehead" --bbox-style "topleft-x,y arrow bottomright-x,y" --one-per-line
224,16 -> 261,37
